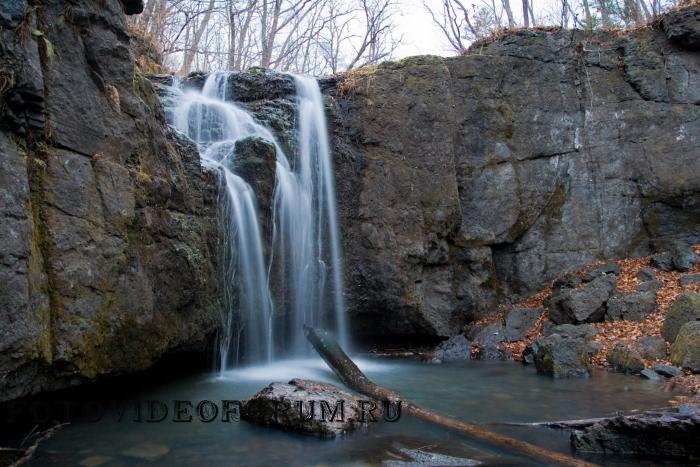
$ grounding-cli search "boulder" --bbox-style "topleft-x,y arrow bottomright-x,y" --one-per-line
636,280 -> 663,293
662,292 -> 700,342
680,274 -> 700,287
670,321 -> 700,373
651,243 -> 698,272
606,343 -> 645,374
547,275 -> 616,324
640,369 -> 660,380
524,325 -> 596,378
241,379 -> 381,437
571,406 -> 700,457
503,306 -> 542,341
605,290 -> 656,322
473,322 -> 512,360
635,336 -> 667,361
653,364 -> 683,378
432,334 -> 471,362
636,267 -> 657,282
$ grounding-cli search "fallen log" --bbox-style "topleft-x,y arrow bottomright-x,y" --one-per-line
304,326 -> 597,467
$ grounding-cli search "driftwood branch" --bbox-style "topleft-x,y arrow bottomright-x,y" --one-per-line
304,325 -> 597,467
10,422 -> 68,467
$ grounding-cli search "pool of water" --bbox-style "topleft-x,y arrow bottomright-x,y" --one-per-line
28,359 -> 680,466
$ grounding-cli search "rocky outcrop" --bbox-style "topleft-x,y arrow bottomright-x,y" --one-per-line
0,0 -> 219,401
326,8 -> 700,341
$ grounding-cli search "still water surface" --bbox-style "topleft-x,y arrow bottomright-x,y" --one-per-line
30,359 -> 680,466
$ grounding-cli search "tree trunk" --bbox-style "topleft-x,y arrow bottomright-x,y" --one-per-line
304,326 -> 598,467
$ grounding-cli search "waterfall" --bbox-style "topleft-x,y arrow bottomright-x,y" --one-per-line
167,72 -> 347,369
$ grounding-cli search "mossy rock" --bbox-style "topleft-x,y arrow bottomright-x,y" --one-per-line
671,321 -> 700,373
606,343 -> 645,374
662,292 -> 700,342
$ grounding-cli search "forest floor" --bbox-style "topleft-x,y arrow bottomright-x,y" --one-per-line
473,245 -> 700,396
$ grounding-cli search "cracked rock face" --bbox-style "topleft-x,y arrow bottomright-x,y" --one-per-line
0,0 -> 219,401
326,10 -> 700,341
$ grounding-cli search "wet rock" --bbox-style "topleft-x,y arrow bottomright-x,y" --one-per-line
571,407 -> 700,457
233,136 -> 277,241
635,335 -> 667,361
680,273 -> 700,286
473,323 -> 511,360
503,306 -> 542,342
524,325 -> 595,378
654,364 -> 683,378
670,321 -> 700,373
606,343 -> 645,374
121,443 -> 170,461
636,267 -> 657,282
640,369 -> 660,380
241,379 -> 381,437
547,275 -> 616,324
432,334 -> 471,362
661,7 -> 700,50
605,290 -> 656,322
662,292 -> 700,342
382,447 -> 482,466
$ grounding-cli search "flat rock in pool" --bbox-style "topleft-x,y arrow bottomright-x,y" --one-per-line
242,378 -> 382,437
382,447 -> 482,466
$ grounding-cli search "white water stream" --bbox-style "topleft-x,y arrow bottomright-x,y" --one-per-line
169,72 -> 347,369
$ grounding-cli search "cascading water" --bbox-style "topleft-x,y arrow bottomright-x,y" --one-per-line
270,75 -> 348,355
167,72 -> 347,369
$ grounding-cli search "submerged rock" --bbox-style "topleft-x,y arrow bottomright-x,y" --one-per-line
670,321 -> 700,373
662,292 -> 700,342
241,379 -> 382,437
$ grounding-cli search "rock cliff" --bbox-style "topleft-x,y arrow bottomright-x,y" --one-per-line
325,9 -> 700,341
0,0 -> 219,401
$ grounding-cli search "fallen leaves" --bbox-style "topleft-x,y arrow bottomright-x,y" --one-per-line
495,244 -> 700,393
